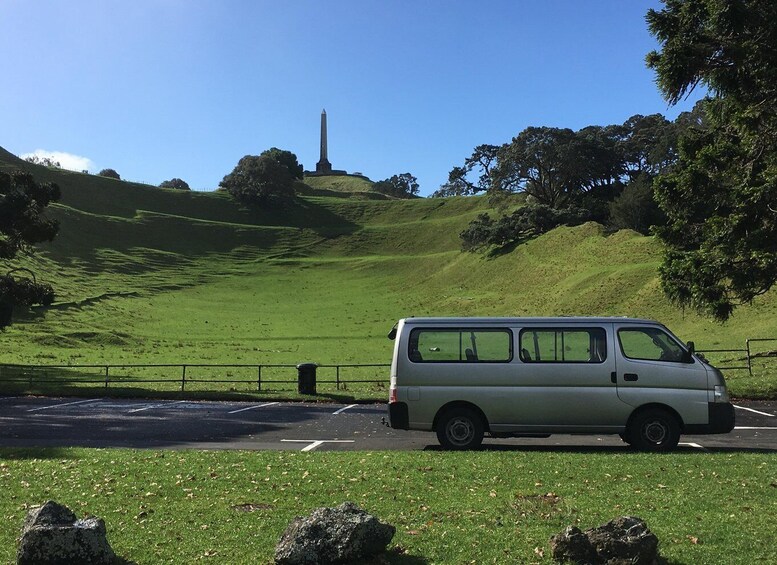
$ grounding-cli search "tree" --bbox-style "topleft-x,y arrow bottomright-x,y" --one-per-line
0,171 -> 60,328
24,155 -> 61,168
373,173 -> 420,198
646,0 -> 777,320
98,169 -> 121,180
219,155 -> 295,205
159,178 -> 191,190
609,173 -> 666,235
492,127 -> 593,208
260,148 -> 304,180
434,145 -> 499,197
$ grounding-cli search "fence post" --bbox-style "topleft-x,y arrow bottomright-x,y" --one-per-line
257,365 -> 262,391
746,340 -> 753,376
336,366 -> 341,390
181,365 -> 187,392
105,366 -> 109,389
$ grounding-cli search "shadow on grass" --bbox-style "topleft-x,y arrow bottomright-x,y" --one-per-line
423,444 -> 777,454
0,447 -> 76,460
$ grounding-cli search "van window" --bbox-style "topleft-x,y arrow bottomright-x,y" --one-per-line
519,328 -> 607,363
408,328 -> 512,363
618,327 -> 685,362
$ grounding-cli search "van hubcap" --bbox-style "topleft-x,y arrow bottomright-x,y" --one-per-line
644,420 -> 668,444
448,417 -> 474,445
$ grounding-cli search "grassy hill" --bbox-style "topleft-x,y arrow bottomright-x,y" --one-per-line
1,146 -> 775,396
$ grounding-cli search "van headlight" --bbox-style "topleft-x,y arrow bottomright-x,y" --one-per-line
714,385 -> 729,403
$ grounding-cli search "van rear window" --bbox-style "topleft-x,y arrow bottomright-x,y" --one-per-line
519,328 -> 607,363
408,328 -> 512,363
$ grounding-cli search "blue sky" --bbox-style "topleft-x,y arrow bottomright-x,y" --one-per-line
1,1 -> 702,195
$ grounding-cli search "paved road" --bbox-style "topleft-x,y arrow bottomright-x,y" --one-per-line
0,396 -> 775,452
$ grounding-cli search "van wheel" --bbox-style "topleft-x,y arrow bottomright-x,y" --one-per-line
628,409 -> 680,452
436,408 -> 484,450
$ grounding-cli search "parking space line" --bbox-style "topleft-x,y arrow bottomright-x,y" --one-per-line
680,442 -> 708,451
127,400 -> 187,413
27,399 -> 99,412
281,439 -> 355,452
734,426 -> 777,430
227,402 -> 280,415
332,404 -> 358,415
733,405 -> 774,417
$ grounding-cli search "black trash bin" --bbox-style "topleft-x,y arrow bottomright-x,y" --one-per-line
296,362 -> 317,395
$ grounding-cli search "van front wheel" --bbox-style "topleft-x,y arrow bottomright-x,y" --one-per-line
436,408 -> 484,450
628,409 -> 680,452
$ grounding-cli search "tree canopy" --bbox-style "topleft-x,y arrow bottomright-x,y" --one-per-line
159,178 -> 191,190
373,173 -> 420,199
98,168 -> 121,180
647,0 -> 777,321
219,155 -> 296,205
260,148 -> 304,180
0,171 -> 60,328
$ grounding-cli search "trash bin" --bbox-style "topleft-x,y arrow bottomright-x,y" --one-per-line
296,362 -> 317,395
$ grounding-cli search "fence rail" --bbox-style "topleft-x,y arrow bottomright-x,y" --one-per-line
0,337 -> 774,395
0,363 -> 392,393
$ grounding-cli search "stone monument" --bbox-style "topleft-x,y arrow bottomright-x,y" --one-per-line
315,109 -> 332,174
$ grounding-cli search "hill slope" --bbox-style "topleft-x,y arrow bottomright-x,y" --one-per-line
1,146 -> 775,395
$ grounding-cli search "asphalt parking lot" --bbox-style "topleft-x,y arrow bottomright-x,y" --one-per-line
0,396 -> 774,452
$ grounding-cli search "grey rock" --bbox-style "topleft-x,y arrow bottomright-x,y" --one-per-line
586,516 -> 659,565
275,501 -> 395,565
549,525 -> 598,564
17,501 -> 117,565
550,516 -> 660,565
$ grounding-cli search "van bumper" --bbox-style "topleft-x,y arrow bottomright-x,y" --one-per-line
685,402 -> 735,434
388,402 -> 409,429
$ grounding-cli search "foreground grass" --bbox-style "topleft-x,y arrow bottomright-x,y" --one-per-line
1,448 -> 774,564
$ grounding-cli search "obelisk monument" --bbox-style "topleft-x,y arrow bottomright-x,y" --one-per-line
315,109 -> 333,174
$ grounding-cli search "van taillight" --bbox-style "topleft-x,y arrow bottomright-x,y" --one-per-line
389,386 -> 397,404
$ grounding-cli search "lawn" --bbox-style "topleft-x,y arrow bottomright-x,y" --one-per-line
1,448 -> 774,564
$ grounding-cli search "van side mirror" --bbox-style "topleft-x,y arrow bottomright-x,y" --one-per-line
682,341 -> 695,363
388,324 -> 398,340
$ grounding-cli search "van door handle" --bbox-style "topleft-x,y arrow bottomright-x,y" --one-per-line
623,373 -> 639,382
610,372 -> 617,384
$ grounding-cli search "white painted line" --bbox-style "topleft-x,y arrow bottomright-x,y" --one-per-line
680,442 -> 708,451
128,400 -> 187,413
733,405 -> 774,417
227,402 -> 280,415
734,426 -> 777,430
281,439 -> 355,452
332,404 -> 358,415
27,399 -> 99,412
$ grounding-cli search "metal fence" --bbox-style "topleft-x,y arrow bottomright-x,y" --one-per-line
0,337 -> 774,394
0,363 -> 391,393
697,338 -> 777,375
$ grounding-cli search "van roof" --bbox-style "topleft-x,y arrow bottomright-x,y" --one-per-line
400,316 -> 661,326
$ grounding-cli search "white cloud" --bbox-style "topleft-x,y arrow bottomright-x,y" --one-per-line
21,149 -> 95,173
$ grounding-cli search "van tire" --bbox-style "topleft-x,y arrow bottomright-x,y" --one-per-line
628,408 -> 680,452
436,408 -> 484,450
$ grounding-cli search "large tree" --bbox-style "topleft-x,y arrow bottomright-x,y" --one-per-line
260,148 -> 304,180
646,0 -> 777,320
434,144 -> 499,197
0,171 -> 60,328
159,178 -> 190,190
373,173 -> 420,199
219,155 -> 295,205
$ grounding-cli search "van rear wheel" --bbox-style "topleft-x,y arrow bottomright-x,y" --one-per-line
628,408 -> 680,452
436,407 -> 484,450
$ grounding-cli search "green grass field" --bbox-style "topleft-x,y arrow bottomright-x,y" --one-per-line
2,149 -> 777,564
1,146 -> 776,397
1,447 -> 774,564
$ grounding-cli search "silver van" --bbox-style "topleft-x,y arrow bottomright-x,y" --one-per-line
387,317 -> 735,451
